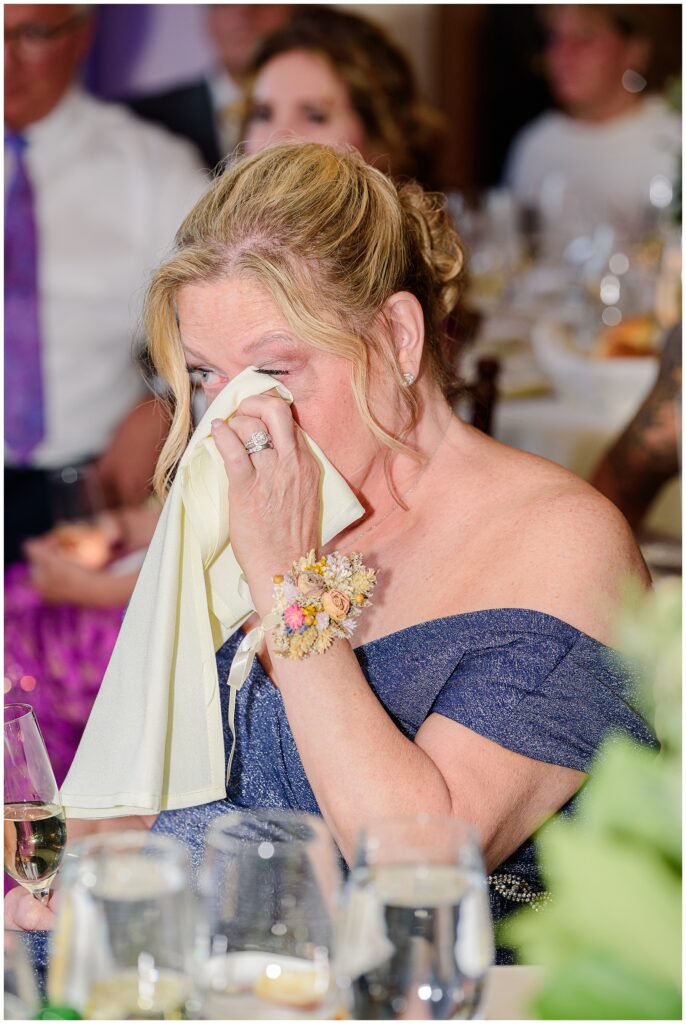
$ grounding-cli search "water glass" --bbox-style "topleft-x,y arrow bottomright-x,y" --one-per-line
4,703 -> 66,904
4,930 -> 41,1019
336,815 -> 494,1020
47,831 -> 196,1020
197,809 -> 343,1020
48,463 -> 104,525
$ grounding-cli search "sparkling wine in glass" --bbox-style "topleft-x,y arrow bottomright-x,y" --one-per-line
47,831 -> 196,1020
197,810 -> 343,1020
336,815 -> 494,1020
4,703 -> 67,904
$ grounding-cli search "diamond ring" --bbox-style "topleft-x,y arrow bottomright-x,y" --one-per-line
243,429 -> 274,455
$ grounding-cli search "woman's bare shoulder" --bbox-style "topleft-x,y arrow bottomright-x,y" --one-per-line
509,456 -> 649,641
442,432 -> 650,642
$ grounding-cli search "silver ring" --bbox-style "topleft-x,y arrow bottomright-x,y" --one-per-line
244,429 -> 274,455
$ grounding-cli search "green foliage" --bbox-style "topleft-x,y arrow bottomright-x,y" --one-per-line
504,581 -> 682,1019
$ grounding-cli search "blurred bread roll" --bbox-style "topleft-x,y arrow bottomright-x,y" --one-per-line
595,315 -> 661,359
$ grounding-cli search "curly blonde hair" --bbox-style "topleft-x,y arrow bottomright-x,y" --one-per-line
144,143 -> 464,497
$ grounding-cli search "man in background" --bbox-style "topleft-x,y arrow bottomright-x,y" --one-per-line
127,4 -> 294,171
5,4 -> 206,563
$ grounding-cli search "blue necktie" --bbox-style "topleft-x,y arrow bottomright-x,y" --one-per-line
5,131 -> 45,463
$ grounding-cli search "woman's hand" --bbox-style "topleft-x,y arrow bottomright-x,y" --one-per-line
24,538 -> 134,607
4,885 -> 58,931
210,393 -> 321,616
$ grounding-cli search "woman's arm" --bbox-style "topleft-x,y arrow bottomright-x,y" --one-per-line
271,637 -> 583,869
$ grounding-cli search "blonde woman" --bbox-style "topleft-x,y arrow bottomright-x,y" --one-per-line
7,145 -> 654,954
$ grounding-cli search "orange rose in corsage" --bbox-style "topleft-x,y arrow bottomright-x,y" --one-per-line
321,589 -> 350,620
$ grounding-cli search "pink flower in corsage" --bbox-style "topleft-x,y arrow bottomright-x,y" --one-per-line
322,589 -> 351,621
297,571 -> 326,598
284,604 -> 306,630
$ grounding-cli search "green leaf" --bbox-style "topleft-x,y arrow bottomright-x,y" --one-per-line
532,952 -> 682,1020
578,740 -> 681,866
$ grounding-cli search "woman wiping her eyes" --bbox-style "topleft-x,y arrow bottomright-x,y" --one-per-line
7,145 -> 655,962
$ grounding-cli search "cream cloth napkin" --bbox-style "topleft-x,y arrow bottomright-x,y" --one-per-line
60,368 -> 364,818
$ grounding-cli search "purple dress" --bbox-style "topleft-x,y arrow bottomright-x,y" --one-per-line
4,563 -> 125,786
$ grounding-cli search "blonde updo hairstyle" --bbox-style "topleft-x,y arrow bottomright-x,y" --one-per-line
144,143 -> 464,497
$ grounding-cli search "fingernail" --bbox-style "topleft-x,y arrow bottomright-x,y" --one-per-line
211,418 -> 222,433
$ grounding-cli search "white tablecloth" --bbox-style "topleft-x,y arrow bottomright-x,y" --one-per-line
482,965 -> 545,1020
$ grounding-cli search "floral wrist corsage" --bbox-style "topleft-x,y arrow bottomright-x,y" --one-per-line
271,550 -> 377,658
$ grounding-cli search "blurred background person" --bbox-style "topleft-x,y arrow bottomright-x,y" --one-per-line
4,3 -> 206,802
127,4 -> 294,171
591,322 -> 682,535
4,3 -> 206,565
240,4 -> 446,189
504,4 -> 681,251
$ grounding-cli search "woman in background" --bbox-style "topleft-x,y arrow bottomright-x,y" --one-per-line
240,5 -> 446,189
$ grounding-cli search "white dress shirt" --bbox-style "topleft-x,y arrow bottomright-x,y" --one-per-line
207,66 -> 241,161
5,87 -> 207,468
505,96 -> 680,243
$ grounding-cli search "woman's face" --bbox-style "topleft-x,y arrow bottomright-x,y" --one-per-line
177,276 -> 387,482
244,49 -> 371,157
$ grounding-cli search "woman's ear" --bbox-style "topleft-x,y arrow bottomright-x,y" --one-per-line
381,291 -> 425,382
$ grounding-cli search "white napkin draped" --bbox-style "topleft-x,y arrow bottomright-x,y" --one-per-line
60,368 -> 364,818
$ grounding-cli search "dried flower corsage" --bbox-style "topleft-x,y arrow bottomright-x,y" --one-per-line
271,550 -> 377,658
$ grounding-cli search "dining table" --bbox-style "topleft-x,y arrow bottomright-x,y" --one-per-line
481,965 -> 545,1020
458,288 -> 681,564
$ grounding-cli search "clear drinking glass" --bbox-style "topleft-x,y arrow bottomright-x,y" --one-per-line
4,930 -> 41,1019
197,810 -> 343,1020
48,463 -> 105,526
336,815 -> 494,1020
4,703 -> 67,904
47,831 -> 196,1020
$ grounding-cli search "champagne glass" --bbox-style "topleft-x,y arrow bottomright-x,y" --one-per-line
336,815 -> 494,1020
47,831 -> 196,1020
197,810 -> 343,1020
4,703 -> 67,904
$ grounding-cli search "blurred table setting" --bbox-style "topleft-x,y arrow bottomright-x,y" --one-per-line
450,187 -> 681,569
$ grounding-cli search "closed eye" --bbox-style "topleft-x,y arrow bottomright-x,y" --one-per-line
254,368 -> 289,376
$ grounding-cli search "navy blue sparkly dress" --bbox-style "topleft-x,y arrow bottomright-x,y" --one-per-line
25,608 -> 656,980
152,609 -> 656,937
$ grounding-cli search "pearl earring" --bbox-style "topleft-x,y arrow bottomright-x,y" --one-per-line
402,372 -> 415,386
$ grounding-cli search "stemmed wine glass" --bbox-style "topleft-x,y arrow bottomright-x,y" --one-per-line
197,809 -> 344,1020
336,814 -> 494,1020
47,831 -> 196,1020
4,703 -> 67,905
